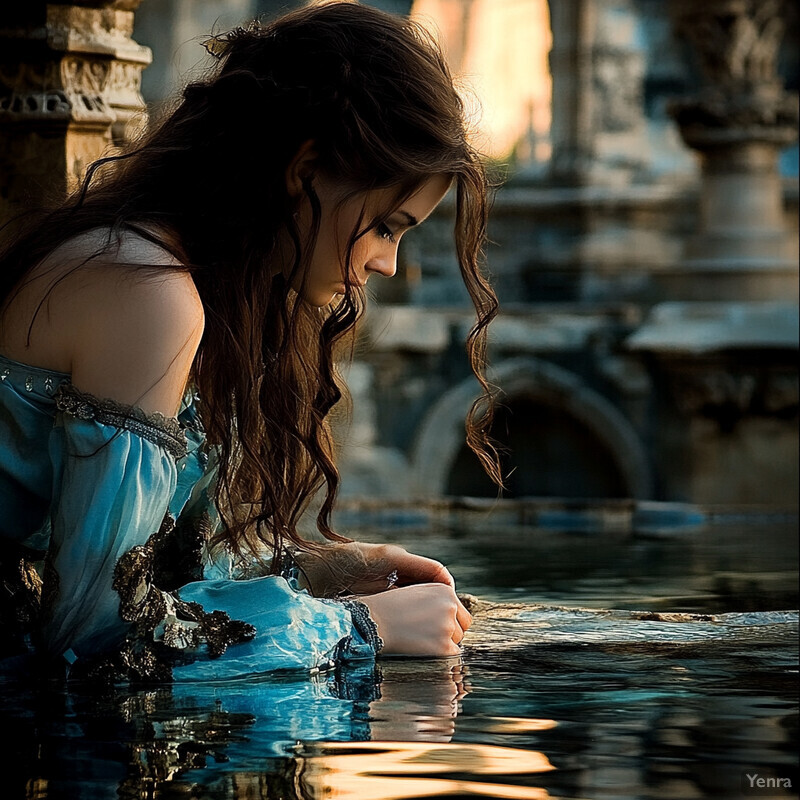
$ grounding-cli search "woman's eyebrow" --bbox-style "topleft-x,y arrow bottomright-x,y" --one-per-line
396,210 -> 419,228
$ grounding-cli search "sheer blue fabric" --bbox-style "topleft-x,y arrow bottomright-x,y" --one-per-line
0,351 -> 376,681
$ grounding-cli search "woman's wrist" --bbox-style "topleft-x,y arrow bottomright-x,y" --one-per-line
341,596 -> 384,654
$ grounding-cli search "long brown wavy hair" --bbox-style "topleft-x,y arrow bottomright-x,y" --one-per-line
0,1 -> 502,565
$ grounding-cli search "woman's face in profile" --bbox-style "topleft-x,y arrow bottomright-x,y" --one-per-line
294,174 -> 451,307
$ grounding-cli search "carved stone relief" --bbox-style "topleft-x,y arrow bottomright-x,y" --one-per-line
548,0 -> 648,184
672,370 -> 758,416
0,1 -> 151,219
668,0 -> 798,133
593,48 -> 645,132
0,4 -> 149,132
670,366 -> 798,425
0,58 -> 114,127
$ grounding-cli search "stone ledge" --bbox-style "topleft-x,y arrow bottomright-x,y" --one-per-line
330,497 -> 720,535
332,496 -> 798,537
363,306 -> 451,353
625,302 -> 800,354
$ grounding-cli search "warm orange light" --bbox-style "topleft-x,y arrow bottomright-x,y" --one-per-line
482,716 -> 559,734
411,0 -> 552,161
297,740 -> 556,799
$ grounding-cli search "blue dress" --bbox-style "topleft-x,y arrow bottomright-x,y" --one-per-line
0,351 -> 379,683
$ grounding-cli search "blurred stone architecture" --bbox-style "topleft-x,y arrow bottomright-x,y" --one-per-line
345,0 -> 800,508
2,1 -> 797,508
0,1 -> 152,222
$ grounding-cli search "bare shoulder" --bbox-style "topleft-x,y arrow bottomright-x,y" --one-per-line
48,229 -> 203,417
0,227 -> 205,416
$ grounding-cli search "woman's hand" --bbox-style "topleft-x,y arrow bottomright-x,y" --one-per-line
359,583 -> 472,657
294,541 -> 455,597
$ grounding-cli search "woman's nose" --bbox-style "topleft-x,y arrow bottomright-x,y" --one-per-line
367,251 -> 398,278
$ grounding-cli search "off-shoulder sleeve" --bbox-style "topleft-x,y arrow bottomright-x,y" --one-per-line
42,384 -> 186,662
41,384 -> 381,683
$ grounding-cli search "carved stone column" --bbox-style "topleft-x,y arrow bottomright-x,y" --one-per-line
0,1 -> 151,224
548,0 -> 648,186
664,0 -> 799,300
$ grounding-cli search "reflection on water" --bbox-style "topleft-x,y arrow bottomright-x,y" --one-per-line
297,740 -> 555,799
1,520 -> 797,799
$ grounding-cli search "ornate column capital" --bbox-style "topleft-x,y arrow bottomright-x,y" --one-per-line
0,1 -> 151,221
0,2 -> 151,138
653,0 -> 800,301
667,0 -> 798,149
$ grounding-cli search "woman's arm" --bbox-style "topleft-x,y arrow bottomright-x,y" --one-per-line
33,243 -> 213,668
293,542 -> 473,657
293,540 -> 456,596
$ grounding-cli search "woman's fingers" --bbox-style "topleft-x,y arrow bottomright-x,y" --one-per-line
444,639 -> 462,657
360,583 -> 471,657
295,542 -> 456,597
452,620 -> 465,645
390,549 -> 455,587
427,559 -> 456,587
455,598 -> 472,633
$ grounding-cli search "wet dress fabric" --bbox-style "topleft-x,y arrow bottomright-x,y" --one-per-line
0,350 -> 379,683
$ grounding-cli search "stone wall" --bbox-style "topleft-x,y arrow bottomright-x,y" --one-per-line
337,0 -> 799,508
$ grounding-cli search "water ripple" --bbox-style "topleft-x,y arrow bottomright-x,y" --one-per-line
462,599 -> 799,649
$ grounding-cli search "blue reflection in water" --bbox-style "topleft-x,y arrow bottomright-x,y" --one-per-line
0,521 -> 797,799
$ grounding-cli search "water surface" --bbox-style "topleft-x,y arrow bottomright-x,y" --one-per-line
1,517 -> 797,799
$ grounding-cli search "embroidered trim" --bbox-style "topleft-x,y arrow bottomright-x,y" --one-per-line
77,513 -> 255,683
0,546 -> 44,658
54,383 -> 187,459
151,510 -> 209,591
278,547 -> 303,586
341,598 -> 384,654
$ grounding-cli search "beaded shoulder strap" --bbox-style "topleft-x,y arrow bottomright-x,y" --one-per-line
54,383 -> 187,460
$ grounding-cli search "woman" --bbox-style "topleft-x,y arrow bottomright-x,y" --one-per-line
0,1 -> 501,683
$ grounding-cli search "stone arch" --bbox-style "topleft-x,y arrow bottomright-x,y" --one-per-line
410,356 -> 654,499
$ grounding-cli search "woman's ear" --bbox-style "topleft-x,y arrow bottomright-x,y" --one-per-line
285,139 -> 318,198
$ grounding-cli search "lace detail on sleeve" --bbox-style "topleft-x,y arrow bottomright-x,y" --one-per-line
0,543 -> 44,659
340,598 -> 384,654
54,383 -> 187,460
75,513 -> 255,683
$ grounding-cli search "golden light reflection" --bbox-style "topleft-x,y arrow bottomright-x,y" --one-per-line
297,740 -> 556,800
410,0 -> 552,161
482,716 -> 559,734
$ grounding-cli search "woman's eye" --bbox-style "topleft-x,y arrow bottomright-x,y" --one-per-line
376,223 -> 396,243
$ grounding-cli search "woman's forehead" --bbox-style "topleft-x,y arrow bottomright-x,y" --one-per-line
345,176 -> 451,218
